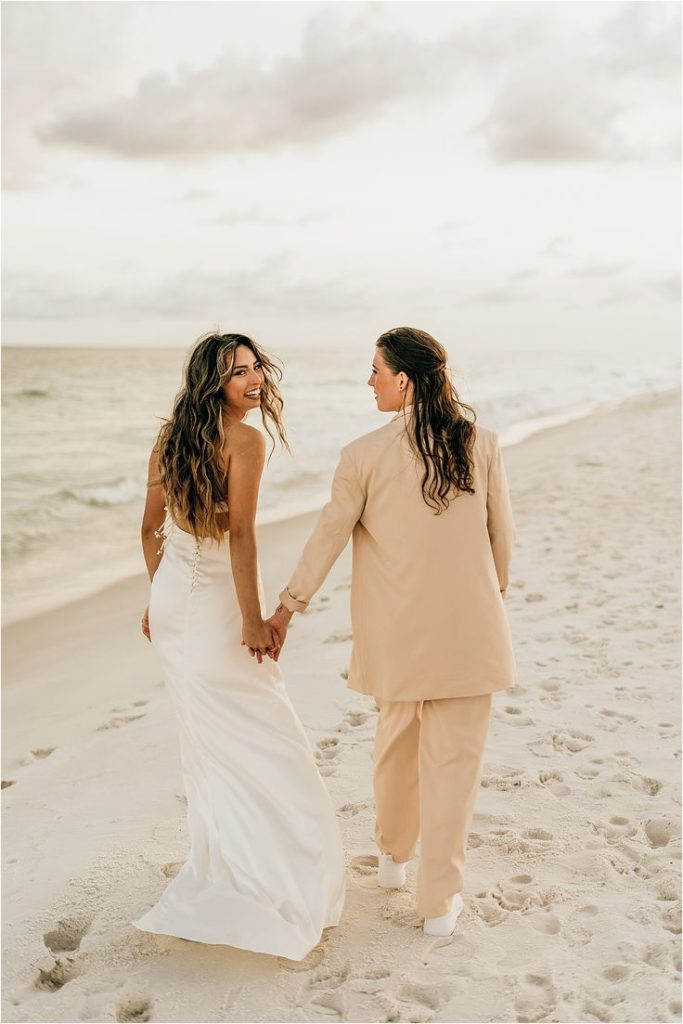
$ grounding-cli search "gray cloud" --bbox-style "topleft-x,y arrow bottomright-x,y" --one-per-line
543,237 -> 573,259
477,3 -> 681,163
568,263 -> 629,278
2,261 -> 372,322
652,273 -> 682,303
178,188 -> 216,203
209,207 -> 327,227
480,71 -> 625,163
600,2 -> 682,79
43,10 -> 455,158
4,2 -> 680,186
594,272 -> 681,307
1,2 -> 151,186
507,268 -> 538,282
460,286 -> 520,307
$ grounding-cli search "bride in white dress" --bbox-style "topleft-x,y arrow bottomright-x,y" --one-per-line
134,331 -> 345,960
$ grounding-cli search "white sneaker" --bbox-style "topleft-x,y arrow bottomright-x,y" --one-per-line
423,893 -> 464,936
377,853 -> 407,888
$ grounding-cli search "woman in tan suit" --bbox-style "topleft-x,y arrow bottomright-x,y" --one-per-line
267,326 -> 516,937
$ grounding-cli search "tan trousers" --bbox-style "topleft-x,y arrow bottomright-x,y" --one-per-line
373,693 -> 492,918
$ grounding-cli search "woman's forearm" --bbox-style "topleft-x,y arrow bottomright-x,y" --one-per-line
229,529 -> 263,626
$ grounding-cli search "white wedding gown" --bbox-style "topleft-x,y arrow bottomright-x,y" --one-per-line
132,513 -> 346,960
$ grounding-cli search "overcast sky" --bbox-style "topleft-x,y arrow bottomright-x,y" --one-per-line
2,0 -> 680,353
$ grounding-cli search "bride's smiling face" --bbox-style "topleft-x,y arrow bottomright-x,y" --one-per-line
222,344 -> 264,418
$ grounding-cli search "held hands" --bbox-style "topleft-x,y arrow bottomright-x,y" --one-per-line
241,618 -> 282,665
242,604 -> 294,664
265,604 -> 293,661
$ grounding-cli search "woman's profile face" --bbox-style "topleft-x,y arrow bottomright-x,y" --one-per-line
367,346 -> 406,413
222,344 -> 264,418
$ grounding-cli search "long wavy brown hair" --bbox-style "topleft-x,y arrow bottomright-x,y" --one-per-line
376,326 -> 477,513
155,332 -> 289,541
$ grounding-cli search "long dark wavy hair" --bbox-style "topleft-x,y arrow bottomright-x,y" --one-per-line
376,326 -> 477,513
155,332 -> 289,541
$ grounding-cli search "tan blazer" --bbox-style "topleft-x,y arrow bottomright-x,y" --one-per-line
279,409 -> 517,701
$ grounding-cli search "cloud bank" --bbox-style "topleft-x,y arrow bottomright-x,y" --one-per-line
12,3 -> 676,171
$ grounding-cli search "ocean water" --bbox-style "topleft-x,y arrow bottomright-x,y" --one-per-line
2,343 -> 679,624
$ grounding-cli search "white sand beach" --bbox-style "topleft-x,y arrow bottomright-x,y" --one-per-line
2,389 -> 681,1024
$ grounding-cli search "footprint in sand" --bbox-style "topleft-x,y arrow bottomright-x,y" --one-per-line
481,767 -> 528,791
524,827 -> 557,843
35,957 -> 79,992
537,769 -> 572,797
597,707 -> 637,733
538,679 -> 564,705
114,993 -> 153,1023
97,714 -> 145,731
592,817 -> 638,845
658,722 -> 677,740
604,770 -> 663,796
343,710 -> 369,729
378,978 -> 449,1023
660,903 -> 682,936
553,729 -> 594,753
349,853 -> 379,877
603,964 -> 631,983
514,972 -> 559,1022
337,801 -> 370,819
502,706 -> 534,726
315,737 -> 342,777
382,891 -> 423,930
304,963 -> 350,1020
32,747 -> 57,760
468,828 -> 557,858
495,873 -> 556,912
527,729 -> 593,759
475,874 -> 564,928
43,915 -> 91,954
324,631 -> 352,645
472,893 -> 508,927
574,760 -> 603,780
643,817 -> 676,848
346,965 -> 391,995
528,910 -> 562,935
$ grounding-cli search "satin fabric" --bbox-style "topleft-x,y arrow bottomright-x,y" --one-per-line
132,515 -> 346,960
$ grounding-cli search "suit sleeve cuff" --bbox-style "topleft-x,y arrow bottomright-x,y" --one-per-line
279,587 -> 308,614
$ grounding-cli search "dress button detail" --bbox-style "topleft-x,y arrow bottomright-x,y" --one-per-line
190,539 -> 202,592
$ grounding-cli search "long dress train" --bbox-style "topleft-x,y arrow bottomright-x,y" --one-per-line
132,514 -> 346,960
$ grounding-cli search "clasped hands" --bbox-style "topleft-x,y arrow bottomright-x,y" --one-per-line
241,604 -> 294,664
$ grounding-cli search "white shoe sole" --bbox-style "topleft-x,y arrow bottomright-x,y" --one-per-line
377,853 -> 407,888
423,893 -> 464,936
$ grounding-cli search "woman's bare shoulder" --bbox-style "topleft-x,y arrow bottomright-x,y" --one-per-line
224,421 -> 265,456
147,443 -> 162,484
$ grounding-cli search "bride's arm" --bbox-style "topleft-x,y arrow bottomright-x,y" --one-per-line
141,446 -> 166,582
226,425 -> 278,658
